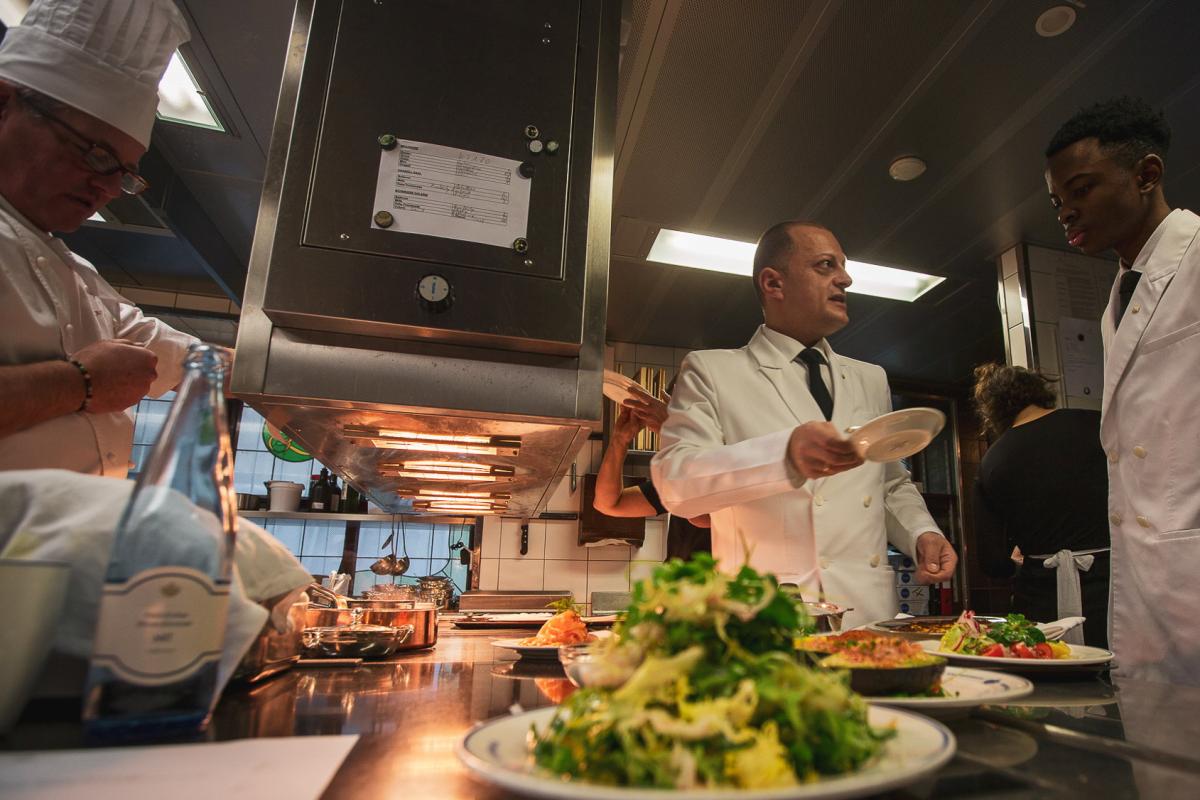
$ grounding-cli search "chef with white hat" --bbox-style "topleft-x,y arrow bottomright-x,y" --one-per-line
0,0 -> 200,477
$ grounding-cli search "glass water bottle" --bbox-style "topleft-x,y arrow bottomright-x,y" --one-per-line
83,344 -> 237,741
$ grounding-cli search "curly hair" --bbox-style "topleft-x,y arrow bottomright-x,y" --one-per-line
1045,96 -> 1171,168
972,363 -> 1057,438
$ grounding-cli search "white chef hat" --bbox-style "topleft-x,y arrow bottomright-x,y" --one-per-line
0,0 -> 190,149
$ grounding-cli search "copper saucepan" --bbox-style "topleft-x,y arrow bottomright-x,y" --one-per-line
306,586 -> 438,650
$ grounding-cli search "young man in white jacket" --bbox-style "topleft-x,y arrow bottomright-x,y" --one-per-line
1046,97 -> 1200,686
651,221 -> 957,627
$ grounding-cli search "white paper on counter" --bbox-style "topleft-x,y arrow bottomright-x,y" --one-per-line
371,138 -> 531,248
0,735 -> 359,800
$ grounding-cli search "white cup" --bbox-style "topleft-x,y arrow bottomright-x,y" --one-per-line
0,559 -> 69,733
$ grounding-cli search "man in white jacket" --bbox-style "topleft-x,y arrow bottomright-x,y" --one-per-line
0,0 -> 198,476
1046,97 -> 1200,685
651,221 -> 957,626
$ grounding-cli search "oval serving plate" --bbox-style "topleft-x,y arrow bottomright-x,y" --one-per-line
868,615 -> 1007,641
918,639 -> 1113,673
865,666 -> 1034,711
459,705 -> 955,800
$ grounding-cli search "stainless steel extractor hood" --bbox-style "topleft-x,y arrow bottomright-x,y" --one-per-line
232,0 -> 618,516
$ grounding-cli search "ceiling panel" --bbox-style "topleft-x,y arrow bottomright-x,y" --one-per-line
606,0 -> 1200,385
708,0 -> 969,241
616,0 -> 817,223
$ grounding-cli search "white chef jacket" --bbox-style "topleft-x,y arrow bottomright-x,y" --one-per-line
651,325 -> 942,627
1100,208 -> 1200,686
0,192 -> 197,477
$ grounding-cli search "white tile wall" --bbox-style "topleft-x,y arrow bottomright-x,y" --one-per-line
478,514 -> 667,607
544,520 -> 589,559
497,558 -> 545,590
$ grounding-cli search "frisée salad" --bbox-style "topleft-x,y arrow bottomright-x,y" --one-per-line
531,554 -> 894,790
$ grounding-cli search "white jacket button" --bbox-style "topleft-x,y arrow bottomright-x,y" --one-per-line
869,554 -> 880,568
862,495 -> 872,508
1136,515 -> 1150,528
1131,303 -> 1141,313
1133,446 -> 1147,459
820,559 -> 831,569
814,495 -> 825,507
1108,451 -> 1119,464
36,255 -> 47,266
1110,513 -> 1122,525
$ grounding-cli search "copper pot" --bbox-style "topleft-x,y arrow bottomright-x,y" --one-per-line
304,599 -> 439,651
234,599 -> 308,683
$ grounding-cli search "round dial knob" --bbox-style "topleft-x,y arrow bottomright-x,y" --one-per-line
416,274 -> 453,313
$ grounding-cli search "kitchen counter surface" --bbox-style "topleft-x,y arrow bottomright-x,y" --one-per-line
10,626 -> 1200,797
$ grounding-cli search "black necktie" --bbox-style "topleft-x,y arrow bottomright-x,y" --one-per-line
1117,269 -> 1142,326
796,348 -> 833,421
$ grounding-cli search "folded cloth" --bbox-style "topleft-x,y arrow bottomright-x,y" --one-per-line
1031,547 -> 1108,646
0,470 -> 312,693
1035,616 -> 1087,643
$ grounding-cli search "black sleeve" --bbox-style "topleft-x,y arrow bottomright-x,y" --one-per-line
637,480 -> 667,515
973,479 -> 1016,579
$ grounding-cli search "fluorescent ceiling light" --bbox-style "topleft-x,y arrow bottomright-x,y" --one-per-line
647,229 -> 945,302
156,51 -> 225,132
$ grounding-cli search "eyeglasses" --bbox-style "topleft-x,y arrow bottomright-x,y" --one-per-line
20,95 -> 149,196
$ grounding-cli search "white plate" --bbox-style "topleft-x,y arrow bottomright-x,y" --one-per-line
918,639 -> 1114,671
459,705 -> 954,800
492,630 -> 611,660
866,667 -> 1033,711
602,369 -> 654,405
848,408 -> 945,462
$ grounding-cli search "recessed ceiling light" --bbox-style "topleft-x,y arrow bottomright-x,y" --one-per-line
646,229 -> 945,302
888,155 -> 927,182
1035,5 -> 1077,37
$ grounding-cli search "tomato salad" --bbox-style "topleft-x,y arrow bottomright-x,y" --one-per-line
939,611 -> 1071,659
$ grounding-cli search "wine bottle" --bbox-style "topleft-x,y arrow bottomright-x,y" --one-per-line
309,468 -> 329,511
82,344 -> 237,741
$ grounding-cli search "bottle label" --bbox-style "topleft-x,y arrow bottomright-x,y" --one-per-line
92,566 -> 230,687
311,502 -> 325,510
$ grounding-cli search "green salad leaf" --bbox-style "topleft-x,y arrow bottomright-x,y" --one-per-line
530,554 -> 893,789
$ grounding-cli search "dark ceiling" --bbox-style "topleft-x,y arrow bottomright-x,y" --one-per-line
50,0 -> 1200,386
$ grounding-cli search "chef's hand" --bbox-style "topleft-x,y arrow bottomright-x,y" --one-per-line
622,389 -> 668,433
786,421 -> 863,480
72,339 -> 158,413
612,405 -> 643,447
915,532 -> 957,584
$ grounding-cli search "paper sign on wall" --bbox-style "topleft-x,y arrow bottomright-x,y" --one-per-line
371,139 -> 531,249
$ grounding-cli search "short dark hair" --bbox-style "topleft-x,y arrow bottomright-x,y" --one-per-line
972,363 -> 1057,438
1045,96 -> 1171,169
751,220 -> 830,303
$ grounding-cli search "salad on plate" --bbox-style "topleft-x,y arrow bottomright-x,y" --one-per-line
938,611 -> 1070,660
531,554 -> 894,790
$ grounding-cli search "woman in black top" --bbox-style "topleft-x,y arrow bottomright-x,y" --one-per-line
972,364 -> 1110,647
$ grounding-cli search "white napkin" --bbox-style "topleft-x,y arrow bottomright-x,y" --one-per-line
0,470 -> 312,693
1035,616 -> 1086,642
